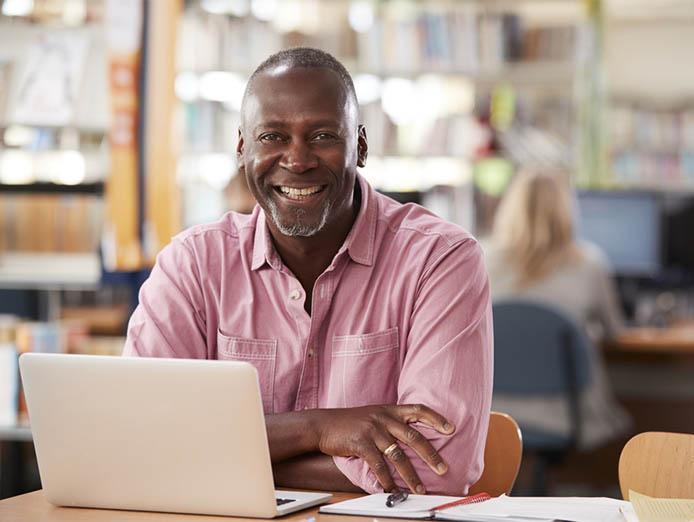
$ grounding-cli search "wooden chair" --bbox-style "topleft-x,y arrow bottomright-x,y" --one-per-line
619,431 -> 694,500
468,412 -> 523,497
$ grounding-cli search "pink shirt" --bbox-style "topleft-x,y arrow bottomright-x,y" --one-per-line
123,176 -> 493,495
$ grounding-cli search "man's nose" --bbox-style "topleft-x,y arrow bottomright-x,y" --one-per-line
279,140 -> 318,173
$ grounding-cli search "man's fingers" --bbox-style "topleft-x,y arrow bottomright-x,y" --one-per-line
375,438 -> 426,495
362,445 -> 397,493
395,404 -> 455,435
386,419 -> 448,476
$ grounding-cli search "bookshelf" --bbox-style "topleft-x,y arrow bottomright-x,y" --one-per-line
0,12 -> 110,287
608,101 -> 694,191
174,0 -> 586,228
0,252 -> 100,289
576,2 -> 694,193
0,0 -> 179,277
0,425 -> 31,442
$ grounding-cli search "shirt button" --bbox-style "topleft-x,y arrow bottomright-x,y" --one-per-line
289,289 -> 301,300
308,348 -> 314,358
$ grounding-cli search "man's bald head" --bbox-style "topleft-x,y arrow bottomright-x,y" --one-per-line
241,47 -> 359,123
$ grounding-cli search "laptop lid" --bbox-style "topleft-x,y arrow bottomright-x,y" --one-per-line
19,353 -> 281,517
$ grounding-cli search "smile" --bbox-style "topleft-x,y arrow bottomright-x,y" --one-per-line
275,185 -> 326,201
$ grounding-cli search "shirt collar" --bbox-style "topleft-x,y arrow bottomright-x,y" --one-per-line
251,209 -> 281,271
342,174 -> 377,267
250,173 -> 377,271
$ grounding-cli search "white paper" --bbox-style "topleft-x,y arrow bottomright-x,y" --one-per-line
438,495 -> 631,522
321,494 -> 633,522
319,493 -> 459,518
12,32 -> 89,126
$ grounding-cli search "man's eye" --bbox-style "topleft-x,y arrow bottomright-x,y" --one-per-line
313,132 -> 337,141
259,133 -> 283,143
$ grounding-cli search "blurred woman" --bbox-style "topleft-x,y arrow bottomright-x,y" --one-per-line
225,166 -> 256,214
485,170 -> 631,449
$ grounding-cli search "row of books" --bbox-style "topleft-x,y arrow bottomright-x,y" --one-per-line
611,105 -> 694,152
356,13 -> 575,74
0,194 -> 103,252
0,126 -> 105,151
611,150 -> 694,189
180,104 -> 486,162
0,316 -> 125,426
178,6 -> 576,75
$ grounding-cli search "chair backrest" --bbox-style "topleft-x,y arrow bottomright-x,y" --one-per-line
468,412 -> 523,496
619,431 -> 694,500
493,300 -> 592,395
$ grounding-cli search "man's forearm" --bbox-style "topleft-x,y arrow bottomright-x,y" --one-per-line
273,453 -> 364,492
265,411 -> 321,462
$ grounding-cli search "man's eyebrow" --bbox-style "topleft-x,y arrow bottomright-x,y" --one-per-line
253,119 -> 346,134
307,119 -> 344,128
253,121 -> 288,133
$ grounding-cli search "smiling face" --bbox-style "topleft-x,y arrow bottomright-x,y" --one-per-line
237,66 -> 366,238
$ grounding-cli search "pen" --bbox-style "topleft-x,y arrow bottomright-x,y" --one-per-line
385,489 -> 409,508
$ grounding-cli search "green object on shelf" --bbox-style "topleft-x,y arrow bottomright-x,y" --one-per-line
473,157 -> 514,197
490,83 -> 516,132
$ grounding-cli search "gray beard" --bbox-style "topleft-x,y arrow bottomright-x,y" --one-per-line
266,196 -> 332,237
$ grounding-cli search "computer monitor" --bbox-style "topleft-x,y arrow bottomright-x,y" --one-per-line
576,191 -> 661,276
663,194 -> 694,275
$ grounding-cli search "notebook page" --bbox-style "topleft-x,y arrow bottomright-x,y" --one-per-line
436,495 -> 630,522
630,490 -> 694,522
320,493 -> 459,518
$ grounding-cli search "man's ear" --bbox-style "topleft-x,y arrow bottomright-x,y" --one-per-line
357,125 -> 368,168
236,128 -> 244,161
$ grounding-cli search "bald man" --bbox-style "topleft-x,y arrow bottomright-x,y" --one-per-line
124,48 -> 492,496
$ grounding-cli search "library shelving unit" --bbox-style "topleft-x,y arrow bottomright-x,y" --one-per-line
0,12 -> 109,314
172,0 -> 590,230
0,0 -> 184,294
608,100 -> 694,191
578,1 -> 694,193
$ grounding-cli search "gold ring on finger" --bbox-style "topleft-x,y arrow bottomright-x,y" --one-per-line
383,442 -> 399,458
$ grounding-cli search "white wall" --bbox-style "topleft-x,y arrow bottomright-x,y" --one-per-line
606,20 -> 694,102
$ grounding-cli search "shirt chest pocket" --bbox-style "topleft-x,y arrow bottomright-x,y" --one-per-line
328,327 -> 400,408
216,331 -> 277,414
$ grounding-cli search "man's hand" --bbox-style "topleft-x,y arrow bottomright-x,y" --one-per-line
310,404 -> 455,494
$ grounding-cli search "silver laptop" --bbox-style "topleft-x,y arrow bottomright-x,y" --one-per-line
19,353 -> 332,517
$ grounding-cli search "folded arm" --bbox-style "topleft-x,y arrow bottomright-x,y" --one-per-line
332,239 -> 494,495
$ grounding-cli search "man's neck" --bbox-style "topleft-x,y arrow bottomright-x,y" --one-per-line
268,186 -> 361,297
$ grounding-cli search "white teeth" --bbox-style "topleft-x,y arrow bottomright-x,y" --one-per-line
279,185 -> 322,197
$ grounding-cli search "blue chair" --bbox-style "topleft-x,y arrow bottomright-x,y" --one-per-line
492,300 -> 594,494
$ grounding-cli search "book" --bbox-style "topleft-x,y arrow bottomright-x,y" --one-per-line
629,490 -> 694,522
0,342 -> 19,426
319,493 -> 633,522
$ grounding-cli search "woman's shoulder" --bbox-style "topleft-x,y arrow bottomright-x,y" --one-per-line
575,240 -> 613,273
479,239 -> 507,272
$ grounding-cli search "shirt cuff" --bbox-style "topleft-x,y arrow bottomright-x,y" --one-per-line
332,455 -> 382,493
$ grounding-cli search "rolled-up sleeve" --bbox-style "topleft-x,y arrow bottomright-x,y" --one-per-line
333,239 -> 493,495
122,237 -> 208,359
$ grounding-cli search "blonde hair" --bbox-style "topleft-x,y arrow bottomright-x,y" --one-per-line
491,170 -> 582,288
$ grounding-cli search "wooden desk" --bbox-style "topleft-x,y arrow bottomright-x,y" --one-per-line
604,325 -> 694,438
0,490 -> 368,522
606,325 -> 694,354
